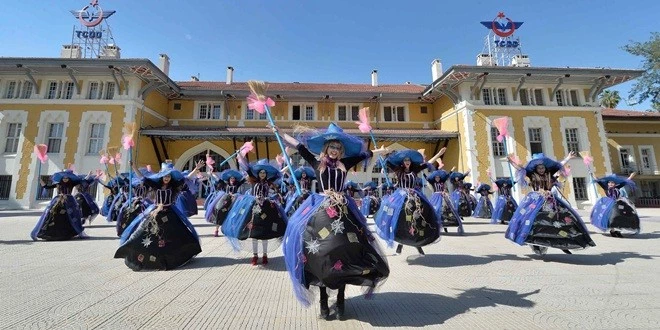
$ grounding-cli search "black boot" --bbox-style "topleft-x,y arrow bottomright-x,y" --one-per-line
319,287 -> 330,319
416,247 -> 425,256
394,244 -> 403,255
336,285 -> 345,320
562,249 -> 572,255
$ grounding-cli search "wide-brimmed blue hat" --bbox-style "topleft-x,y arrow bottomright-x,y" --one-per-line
147,163 -> 184,182
427,170 -> 450,183
476,183 -> 491,192
294,166 -> 316,180
76,174 -> 96,184
463,182 -> 474,190
594,175 -> 632,191
494,178 -> 514,188
306,123 -> 365,158
138,167 -> 153,177
251,159 -> 281,180
386,149 -> 424,168
52,170 -> 81,184
525,153 -> 562,174
344,180 -> 359,190
449,172 -> 467,182
221,169 -> 243,182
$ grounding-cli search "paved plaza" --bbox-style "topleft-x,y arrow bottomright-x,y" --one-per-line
1,208 -> 659,329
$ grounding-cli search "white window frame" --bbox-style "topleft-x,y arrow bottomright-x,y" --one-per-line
289,103 -> 317,121
244,101 -> 267,120
20,81 -> 33,99
104,82 -> 116,100
638,145 -> 657,175
496,88 -> 507,105
5,81 -> 17,99
4,123 -> 22,154
555,90 -> 565,106
381,104 -> 408,122
519,89 -> 530,105
88,81 -> 100,99
569,89 -> 580,106
523,116 -> 554,160
46,123 -> 64,154
45,81 -> 58,99
87,123 -> 106,155
564,127 -> 580,153
195,102 -> 223,120
490,126 -> 506,156
482,88 -> 492,105
62,82 -> 75,99
336,104 -> 361,121
528,127 -> 544,155
618,145 -> 635,174
532,88 -> 544,106
572,177 -> 588,201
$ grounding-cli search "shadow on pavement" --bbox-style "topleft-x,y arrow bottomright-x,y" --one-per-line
540,251 -> 656,265
0,239 -> 35,245
181,255 -> 287,271
406,253 -> 530,268
346,287 -> 539,326
443,230 -> 505,237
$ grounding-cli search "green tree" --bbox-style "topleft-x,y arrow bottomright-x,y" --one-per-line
599,90 -> 621,108
623,32 -> 660,111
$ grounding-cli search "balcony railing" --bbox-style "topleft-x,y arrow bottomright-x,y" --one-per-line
617,164 -> 660,176
636,197 -> 660,208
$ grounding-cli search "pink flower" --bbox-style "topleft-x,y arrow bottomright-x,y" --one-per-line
137,254 -> 144,262
158,240 -> 165,247
246,222 -> 253,230
409,226 -> 416,236
563,216 -> 573,224
332,260 -> 343,271
326,207 -> 338,218
529,204 -> 536,209
302,206 -> 311,215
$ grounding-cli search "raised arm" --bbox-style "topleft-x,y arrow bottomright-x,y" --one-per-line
187,160 -> 205,179
507,154 -> 523,171
427,147 -> 446,166
559,151 -> 576,167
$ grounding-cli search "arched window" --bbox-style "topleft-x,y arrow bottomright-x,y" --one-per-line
182,150 -> 231,198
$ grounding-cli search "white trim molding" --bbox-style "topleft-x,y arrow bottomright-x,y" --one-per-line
173,141 -> 235,170
522,116 -> 554,161
637,145 -> 659,175
607,133 -> 660,138
0,110 -> 28,207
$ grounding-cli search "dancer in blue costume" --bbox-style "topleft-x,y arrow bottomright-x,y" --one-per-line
284,166 -> 316,217
360,181 -> 380,217
206,169 -> 245,237
488,176 -> 518,224
114,162 -> 201,271
506,152 -> 596,256
277,123 -> 389,320
343,180 -> 362,199
450,170 -> 473,217
473,183 -> 494,219
590,172 -> 639,237
116,164 -> 155,237
31,170 -> 86,241
222,158 -> 286,266
376,149 -> 444,256
98,174 -> 119,217
380,182 -> 395,197
463,182 -> 478,212
75,172 -> 100,225
106,174 -> 130,222
176,162 -> 205,217
427,167 -> 464,234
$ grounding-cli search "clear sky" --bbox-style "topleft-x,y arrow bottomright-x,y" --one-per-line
1,0 -> 658,110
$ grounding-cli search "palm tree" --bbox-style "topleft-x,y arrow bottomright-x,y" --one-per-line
599,90 -> 621,108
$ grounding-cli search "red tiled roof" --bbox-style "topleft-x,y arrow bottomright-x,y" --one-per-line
601,108 -> 660,119
177,81 -> 426,94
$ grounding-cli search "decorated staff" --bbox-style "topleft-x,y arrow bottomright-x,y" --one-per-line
247,80 -> 302,196
122,123 -> 136,205
33,144 -> 48,200
492,117 -> 516,192
579,151 -> 600,198
355,107 -> 392,186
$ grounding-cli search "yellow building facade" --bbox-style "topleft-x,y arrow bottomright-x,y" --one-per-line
602,108 -> 660,206
0,57 -> 646,210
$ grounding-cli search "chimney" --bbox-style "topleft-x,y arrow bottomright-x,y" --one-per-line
158,54 -> 170,76
371,70 -> 378,87
226,66 -> 234,85
431,59 -> 443,81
